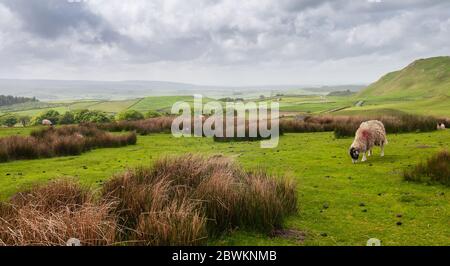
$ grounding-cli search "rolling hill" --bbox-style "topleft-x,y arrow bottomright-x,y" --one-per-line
338,56 -> 450,116
357,56 -> 450,99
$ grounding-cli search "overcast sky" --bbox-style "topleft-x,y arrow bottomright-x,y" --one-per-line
0,0 -> 449,86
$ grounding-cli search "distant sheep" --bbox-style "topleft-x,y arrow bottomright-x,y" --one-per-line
437,123 -> 446,130
42,119 -> 53,126
349,120 -> 388,163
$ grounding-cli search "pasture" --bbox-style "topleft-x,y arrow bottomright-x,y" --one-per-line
2,93 -> 450,122
0,127 -> 449,246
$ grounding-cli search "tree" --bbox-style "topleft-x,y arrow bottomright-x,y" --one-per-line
86,111 -> 112,123
145,110 -> 162,118
0,95 -> 38,107
1,115 -> 18,127
18,115 -> 31,127
32,110 -> 60,125
72,109 -> 112,123
60,111 -> 75,125
117,110 -> 144,121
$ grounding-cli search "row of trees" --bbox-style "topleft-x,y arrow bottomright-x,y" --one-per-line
0,95 -> 38,106
0,109 -> 164,127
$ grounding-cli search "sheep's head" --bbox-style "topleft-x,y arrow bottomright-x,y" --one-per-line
349,147 -> 359,163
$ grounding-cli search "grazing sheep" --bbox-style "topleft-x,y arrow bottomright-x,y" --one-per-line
349,120 -> 388,163
42,119 -> 53,126
438,123 -> 446,130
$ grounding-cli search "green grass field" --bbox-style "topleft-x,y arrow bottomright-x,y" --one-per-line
2,92 -> 449,120
1,127 -> 449,246
0,99 -> 140,117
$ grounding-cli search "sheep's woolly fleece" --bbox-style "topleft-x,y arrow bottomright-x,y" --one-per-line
350,120 -> 388,162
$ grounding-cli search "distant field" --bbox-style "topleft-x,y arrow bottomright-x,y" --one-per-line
1,93 -> 449,119
129,96 -> 216,113
0,99 -> 140,117
0,128 -> 449,245
338,96 -> 450,117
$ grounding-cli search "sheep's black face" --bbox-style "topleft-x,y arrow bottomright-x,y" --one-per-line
350,147 -> 359,163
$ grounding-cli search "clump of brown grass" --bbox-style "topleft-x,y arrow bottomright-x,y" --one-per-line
134,199 -> 207,246
0,180 -> 118,246
102,154 -> 297,244
404,150 -> 450,186
97,117 -> 174,135
0,125 -> 136,163
278,113 -> 438,138
0,155 -> 297,246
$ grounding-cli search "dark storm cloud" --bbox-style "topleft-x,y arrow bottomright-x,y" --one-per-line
2,0 -> 121,44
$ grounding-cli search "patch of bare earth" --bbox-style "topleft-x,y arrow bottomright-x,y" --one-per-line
270,229 -> 306,243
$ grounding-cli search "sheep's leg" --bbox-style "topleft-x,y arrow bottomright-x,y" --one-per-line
362,152 -> 367,162
368,149 -> 372,157
381,145 -> 385,157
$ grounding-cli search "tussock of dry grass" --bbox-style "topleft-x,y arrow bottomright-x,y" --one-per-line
404,150 -> 450,186
102,154 -> 297,245
0,155 -> 297,246
95,114 -> 439,140
281,114 -> 438,138
97,117 -> 174,135
0,125 -> 136,163
0,180 -> 118,246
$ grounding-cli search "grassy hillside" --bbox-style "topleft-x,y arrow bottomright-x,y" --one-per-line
358,56 -> 450,98
339,56 -> 450,116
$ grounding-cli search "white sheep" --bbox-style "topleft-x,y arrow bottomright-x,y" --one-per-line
437,123 -> 446,130
349,120 -> 388,163
42,119 -> 53,126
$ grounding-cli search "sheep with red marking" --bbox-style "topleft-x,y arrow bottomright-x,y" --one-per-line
349,120 -> 388,163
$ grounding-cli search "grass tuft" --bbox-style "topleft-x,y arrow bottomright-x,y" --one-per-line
102,154 -> 297,244
404,150 -> 450,186
0,179 -> 118,246
0,125 -> 136,163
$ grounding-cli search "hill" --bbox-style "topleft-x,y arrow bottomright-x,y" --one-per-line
357,56 -> 450,99
341,56 -> 450,116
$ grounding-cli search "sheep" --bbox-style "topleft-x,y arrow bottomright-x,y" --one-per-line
42,119 -> 53,126
349,120 -> 388,163
437,123 -> 446,130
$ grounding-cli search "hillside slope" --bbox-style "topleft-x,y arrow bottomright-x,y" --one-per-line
358,56 -> 450,98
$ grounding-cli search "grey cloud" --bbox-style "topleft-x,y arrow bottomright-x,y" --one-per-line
2,0 -> 120,43
0,0 -> 449,84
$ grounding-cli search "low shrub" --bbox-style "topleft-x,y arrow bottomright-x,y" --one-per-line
117,110 -> 145,121
0,125 -> 136,163
404,150 -> 450,186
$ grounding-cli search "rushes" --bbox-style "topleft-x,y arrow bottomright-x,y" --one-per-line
280,114 -> 438,138
134,199 -> 207,246
0,154 -> 297,246
0,180 -> 118,246
97,117 -> 174,135
102,154 -> 298,244
404,150 -> 450,186
0,125 -> 136,163
97,114 -> 439,139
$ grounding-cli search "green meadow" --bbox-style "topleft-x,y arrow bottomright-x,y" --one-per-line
0,57 -> 449,245
1,127 -> 449,246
